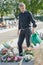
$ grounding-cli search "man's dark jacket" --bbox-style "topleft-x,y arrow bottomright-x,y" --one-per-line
18,11 -> 37,29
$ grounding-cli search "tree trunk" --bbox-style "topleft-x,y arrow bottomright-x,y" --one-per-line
1,14 -> 3,22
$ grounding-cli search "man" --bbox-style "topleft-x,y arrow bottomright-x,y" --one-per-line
18,2 -> 37,56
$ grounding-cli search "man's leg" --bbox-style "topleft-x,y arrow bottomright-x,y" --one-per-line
18,30 -> 25,56
25,29 -> 31,47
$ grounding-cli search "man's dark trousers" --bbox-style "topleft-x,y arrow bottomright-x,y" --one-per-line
18,28 -> 31,56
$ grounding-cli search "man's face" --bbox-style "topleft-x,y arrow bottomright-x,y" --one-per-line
19,5 -> 25,12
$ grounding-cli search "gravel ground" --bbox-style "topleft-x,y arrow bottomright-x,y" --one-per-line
0,22 -> 43,65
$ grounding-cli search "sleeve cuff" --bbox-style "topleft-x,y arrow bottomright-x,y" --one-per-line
33,24 -> 37,28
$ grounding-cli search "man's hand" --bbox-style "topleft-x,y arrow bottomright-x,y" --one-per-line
32,28 -> 35,34
17,30 -> 21,35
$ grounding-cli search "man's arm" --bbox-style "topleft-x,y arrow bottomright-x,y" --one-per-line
18,19 -> 21,35
29,12 -> 37,27
29,12 -> 37,33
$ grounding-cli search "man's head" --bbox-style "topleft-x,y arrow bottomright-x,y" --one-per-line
19,2 -> 26,13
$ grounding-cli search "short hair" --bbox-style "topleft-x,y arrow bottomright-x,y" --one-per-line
19,2 -> 25,8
